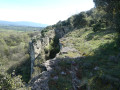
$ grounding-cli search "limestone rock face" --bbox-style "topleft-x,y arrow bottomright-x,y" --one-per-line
55,27 -> 70,38
30,57 -> 61,90
30,39 -> 42,78
41,37 -> 50,47
33,40 -> 42,58
29,42 -> 35,77
60,47 -> 77,54
30,30 -> 56,78
42,30 -> 55,47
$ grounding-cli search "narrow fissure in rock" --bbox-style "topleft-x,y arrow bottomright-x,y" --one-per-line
47,36 -> 60,59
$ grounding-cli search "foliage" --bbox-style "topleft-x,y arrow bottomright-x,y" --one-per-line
49,36 -> 60,59
92,21 -> 106,32
44,36 -> 60,59
0,72 -> 25,89
0,25 -> 43,32
46,7 -> 107,33
93,0 -> 120,33
73,12 -> 88,28
35,1 -> 120,89
115,12 -> 120,33
0,29 -> 32,89
60,25 -> 119,89
41,29 -> 49,37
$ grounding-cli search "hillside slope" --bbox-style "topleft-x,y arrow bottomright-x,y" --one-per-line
1,0 -> 120,89
0,20 -> 48,27
29,5 -> 120,89
48,27 -> 119,90
30,25 -> 119,90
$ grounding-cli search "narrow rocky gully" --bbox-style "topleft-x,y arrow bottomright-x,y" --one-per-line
29,29 -> 81,90
29,30 -> 60,90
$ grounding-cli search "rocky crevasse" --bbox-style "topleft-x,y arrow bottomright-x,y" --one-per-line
29,28 -> 81,90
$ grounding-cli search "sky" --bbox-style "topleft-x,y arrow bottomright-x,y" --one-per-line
0,0 -> 94,25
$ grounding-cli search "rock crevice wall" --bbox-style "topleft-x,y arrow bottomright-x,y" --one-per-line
29,42 -> 35,78
29,29 -> 68,89
29,30 -> 55,78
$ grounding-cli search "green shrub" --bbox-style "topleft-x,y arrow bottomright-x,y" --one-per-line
41,29 -> 49,37
0,73 -> 24,90
32,38 -> 37,43
93,21 -> 106,32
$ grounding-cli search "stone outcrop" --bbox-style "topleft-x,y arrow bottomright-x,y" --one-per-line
30,57 -> 60,90
29,30 -> 56,78
30,53 -> 81,90
55,26 -> 70,38
29,28 -> 80,89
29,42 -> 35,78
33,40 -> 42,58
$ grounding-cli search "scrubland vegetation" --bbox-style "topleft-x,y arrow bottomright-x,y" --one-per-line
0,29 -> 37,89
1,0 -> 120,89
46,0 -> 120,89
